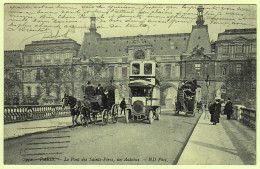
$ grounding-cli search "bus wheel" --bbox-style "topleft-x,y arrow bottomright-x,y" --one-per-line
148,110 -> 154,124
155,107 -> 161,120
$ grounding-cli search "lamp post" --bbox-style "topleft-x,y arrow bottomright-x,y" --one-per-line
205,75 -> 210,109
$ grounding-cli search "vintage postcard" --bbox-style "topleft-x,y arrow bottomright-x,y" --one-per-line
1,0 -> 258,167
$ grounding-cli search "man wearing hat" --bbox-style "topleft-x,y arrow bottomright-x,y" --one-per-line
224,98 -> 233,120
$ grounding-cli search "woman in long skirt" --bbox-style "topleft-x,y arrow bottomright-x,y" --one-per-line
212,99 -> 221,125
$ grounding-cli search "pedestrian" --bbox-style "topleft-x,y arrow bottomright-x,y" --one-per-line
224,98 -> 233,120
212,99 -> 221,125
208,101 -> 214,122
197,101 -> 202,113
192,78 -> 197,92
85,81 -> 95,97
203,103 -> 209,119
120,98 -> 126,115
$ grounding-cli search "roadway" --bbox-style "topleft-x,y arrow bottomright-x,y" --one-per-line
4,110 -> 200,165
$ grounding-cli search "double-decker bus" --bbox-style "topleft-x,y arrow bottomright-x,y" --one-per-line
125,60 -> 161,124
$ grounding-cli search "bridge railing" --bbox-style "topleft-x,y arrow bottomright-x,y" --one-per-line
4,105 -> 71,124
240,107 -> 256,130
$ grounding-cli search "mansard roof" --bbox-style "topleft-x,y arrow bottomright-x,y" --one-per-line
217,28 -> 256,42
24,38 -> 81,53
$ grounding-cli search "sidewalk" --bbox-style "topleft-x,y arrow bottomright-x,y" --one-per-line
177,111 -> 256,165
4,117 -> 72,139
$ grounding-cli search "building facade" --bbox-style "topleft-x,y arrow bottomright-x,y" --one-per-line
4,6 -> 256,108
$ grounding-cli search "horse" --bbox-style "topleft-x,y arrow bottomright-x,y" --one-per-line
62,94 -> 92,127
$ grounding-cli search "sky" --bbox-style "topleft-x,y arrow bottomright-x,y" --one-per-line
4,4 -> 257,51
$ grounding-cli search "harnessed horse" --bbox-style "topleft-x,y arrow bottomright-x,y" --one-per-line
62,94 -> 91,127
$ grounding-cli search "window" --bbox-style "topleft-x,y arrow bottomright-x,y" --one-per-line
56,87 -> 60,99
36,68 -> 41,80
122,67 -> 127,77
222,67 -> 226,76
236,44 -> 243,53
65,53 -> 71,59
45,54 -> 50,60
165,64 -> 171,78
16,70 -> 21,80
204,63 -> 209,76
65,86 -> 69,95
132,63 -> 140,74
54,53 -> 60,60
37,86 -> 41,96
252,43 -> 256,53
195,63 -> 201,77
27,86 -> 31,97
26,70 -> 31,80
25,55 -> 32,63
35,54 -> 41,60
144,63 -> 152,74
55,68 -> 60,78
235,64 -> 243,75
109,66 -> 114,77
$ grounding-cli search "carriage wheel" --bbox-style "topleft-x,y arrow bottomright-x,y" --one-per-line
155,107 -> 161,120
102,109 -> 109,125
192,112 -> 195,117
148,110 -> 154,124
125,110 -> 129,124
111,104 -> 118,123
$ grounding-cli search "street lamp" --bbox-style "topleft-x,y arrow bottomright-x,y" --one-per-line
203,75 -> 210,119
205,75 -> 210,108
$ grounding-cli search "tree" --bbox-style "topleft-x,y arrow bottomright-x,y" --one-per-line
4,68 -> 22,105
224,60 -> 256,108
40,67 -> 56,97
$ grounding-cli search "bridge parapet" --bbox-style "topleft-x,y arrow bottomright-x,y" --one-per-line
240,107 -> 256,130
4,105 -> 70,124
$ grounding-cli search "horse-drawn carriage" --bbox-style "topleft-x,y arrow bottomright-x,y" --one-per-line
62,84 -> 119,127
80,85 -> 119,127
175,81 -> 201,116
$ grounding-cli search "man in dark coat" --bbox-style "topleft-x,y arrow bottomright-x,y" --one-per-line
85,81 -> 95,97
212,99 -> 221,125
95,84 -> 104,95
224,98 -> 233,120
192,78 -> 197,92
120,98 -> 126,115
